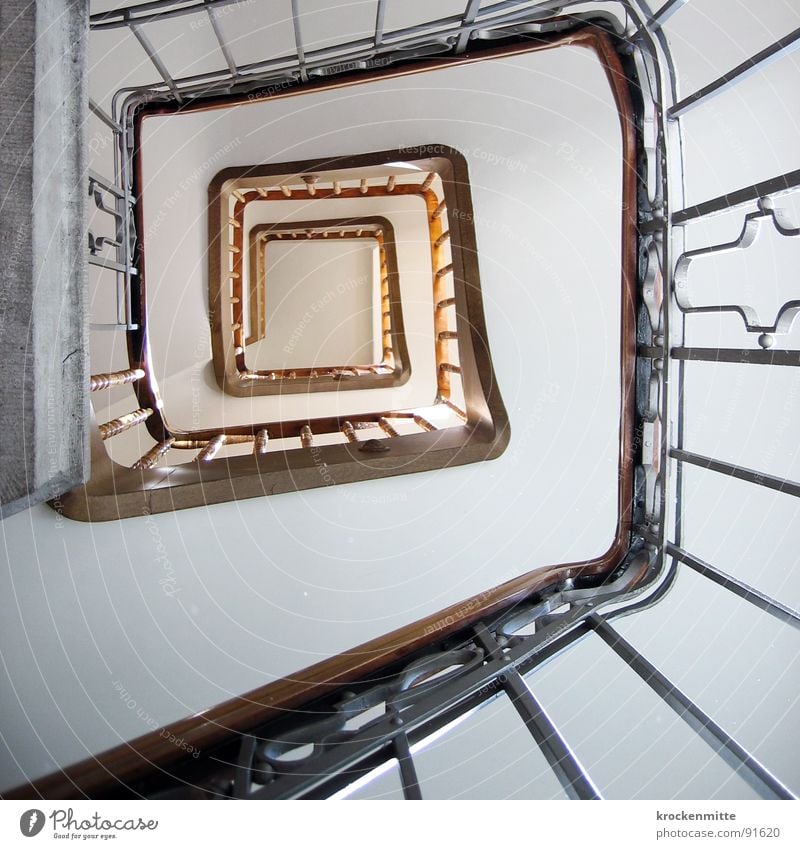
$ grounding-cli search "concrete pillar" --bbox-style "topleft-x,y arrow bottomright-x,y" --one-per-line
0,0 -> 89,518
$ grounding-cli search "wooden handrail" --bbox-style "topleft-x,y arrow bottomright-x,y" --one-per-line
228,185 -> 446,393
245,220 -> 401,378
153,406 -> 467,445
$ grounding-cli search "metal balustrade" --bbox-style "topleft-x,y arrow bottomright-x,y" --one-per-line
87,166 -> 138,331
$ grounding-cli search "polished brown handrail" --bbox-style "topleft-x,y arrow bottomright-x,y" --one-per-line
241,219 -> 403,382
223,183 -> 448,395
233,214 -> 409,392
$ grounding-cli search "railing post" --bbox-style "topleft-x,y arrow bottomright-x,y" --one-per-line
98,408 -> 153,440
89,369 -> 145,391
132,438 -> 175,470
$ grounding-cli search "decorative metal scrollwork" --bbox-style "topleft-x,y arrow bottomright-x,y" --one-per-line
674,197 -> 800,348
642,234 -> 665,333
233,646 -> 485,796
87,176 -> 123,256
230,547 -> 658,800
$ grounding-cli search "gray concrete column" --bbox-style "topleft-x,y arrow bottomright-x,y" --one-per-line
0,0 -> 89,518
